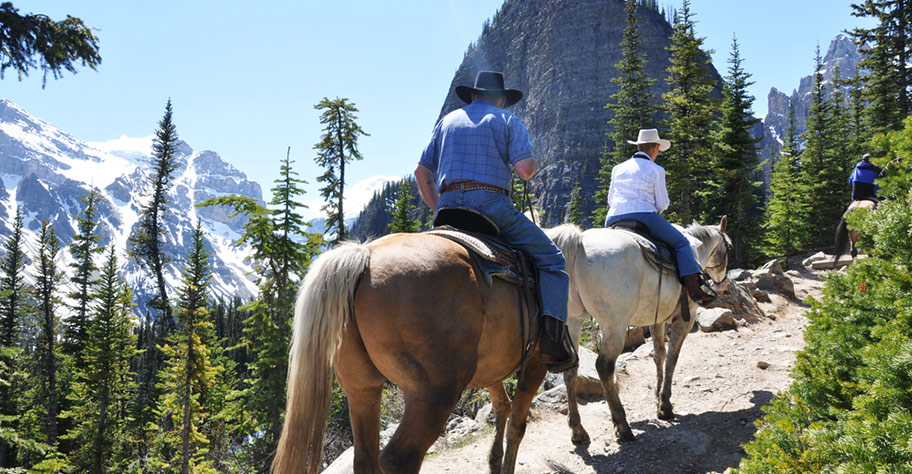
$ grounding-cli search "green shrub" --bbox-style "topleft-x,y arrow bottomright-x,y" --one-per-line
737,119 -> 912,473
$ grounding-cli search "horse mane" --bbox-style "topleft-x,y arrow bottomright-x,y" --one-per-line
545,224 -> 584,271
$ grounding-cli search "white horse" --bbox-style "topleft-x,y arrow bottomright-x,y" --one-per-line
545,216 -> 730,443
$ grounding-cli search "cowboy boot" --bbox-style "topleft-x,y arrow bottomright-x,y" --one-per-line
683,273 -> 716,305
540,315 -> 578,373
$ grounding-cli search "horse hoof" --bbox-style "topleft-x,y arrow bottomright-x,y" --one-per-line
571,430 -> 590,445
616,428 -> 635,442
657,408 -> 675,420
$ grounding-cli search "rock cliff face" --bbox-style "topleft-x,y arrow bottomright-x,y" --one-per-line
437,0 -> 689,225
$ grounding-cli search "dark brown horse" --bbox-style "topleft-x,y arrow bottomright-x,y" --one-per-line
271,233 -> 548,474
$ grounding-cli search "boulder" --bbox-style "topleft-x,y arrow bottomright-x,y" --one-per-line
802,251 -> 827,268
810,255 -> 855,270
696,307 -> 736,332
751,289 -> 771,303
785,270 -> 803,278
705,280 -> 765,322
574,346 -> 603,397
760,259 -> 785,275
532,385 -> 567,412
727,268 -> 753,281
624,327 -> 646,352
322,447 -> 355,474
756,274 -> 796,299
474,403 -> 494,425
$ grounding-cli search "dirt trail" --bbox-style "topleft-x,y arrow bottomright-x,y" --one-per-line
418,269 -> 825,474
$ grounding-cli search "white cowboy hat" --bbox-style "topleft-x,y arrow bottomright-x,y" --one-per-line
627,128 -> 671,152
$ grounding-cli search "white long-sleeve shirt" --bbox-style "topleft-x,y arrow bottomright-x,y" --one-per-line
606,152 -> 670,216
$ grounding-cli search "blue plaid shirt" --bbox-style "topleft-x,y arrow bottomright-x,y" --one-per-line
419,98 -> 534,192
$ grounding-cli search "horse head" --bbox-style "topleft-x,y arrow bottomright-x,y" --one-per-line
686,216 -> 730,291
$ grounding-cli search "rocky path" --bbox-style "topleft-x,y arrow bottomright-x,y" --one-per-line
415,267 -> 826,474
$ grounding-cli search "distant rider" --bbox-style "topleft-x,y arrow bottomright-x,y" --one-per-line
849,153 -> 883,203
604,128 -> 716,305
414,71 -> 578,373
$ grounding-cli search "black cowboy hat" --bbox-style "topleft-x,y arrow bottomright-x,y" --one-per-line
455,71 -> 523,107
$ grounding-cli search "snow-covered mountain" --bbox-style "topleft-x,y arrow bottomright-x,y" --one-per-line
0,98 -> 261,312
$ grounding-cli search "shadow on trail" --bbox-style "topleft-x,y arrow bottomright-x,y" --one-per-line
565,391 -> 773,474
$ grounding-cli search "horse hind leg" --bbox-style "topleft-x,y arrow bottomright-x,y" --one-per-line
595,327 -> 634,441
380,385 -> 462,474
500,361 -> 547,474
485,382 -> 512,474
562,314 -> 590,444
335,320 -> 387,473
650,322 -> 672,420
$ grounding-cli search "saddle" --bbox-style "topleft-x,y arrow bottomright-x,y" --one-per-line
428,207 -> 540,388
608,219 -> 679,276
608,219 -> 693,323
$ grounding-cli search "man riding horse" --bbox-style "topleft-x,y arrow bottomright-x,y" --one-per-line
414,71 -> 578,373
603,128 -> 716,304
850,153 -> 884,203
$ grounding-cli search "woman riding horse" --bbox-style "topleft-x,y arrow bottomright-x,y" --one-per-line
604,128 -> 716,304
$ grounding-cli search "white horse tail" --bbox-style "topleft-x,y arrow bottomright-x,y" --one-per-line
546,223 -> 584,271
272,242 -> 372,474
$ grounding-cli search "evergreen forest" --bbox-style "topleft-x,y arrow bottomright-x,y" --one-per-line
1,0 -> 912,472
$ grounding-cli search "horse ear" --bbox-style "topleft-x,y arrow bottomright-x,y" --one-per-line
719,215 -> 727,233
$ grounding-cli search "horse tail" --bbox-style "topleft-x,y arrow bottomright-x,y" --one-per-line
546,223 -> 584,271
272,242 -> 372,474
833,216 -> 850,263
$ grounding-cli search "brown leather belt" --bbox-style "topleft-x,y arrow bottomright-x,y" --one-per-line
440,181 -> 509,195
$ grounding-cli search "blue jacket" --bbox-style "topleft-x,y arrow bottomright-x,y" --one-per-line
849,161 -> 882,201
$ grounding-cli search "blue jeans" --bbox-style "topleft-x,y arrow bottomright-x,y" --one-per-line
437,189 -> 569,322
606,212 -> 702,277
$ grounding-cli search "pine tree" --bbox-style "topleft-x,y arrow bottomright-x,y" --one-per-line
388,178 -> 420,233
567,179 -> 589,227
129,99 -> 180,327
800,45 -> 846,247
661,0 -> 719,223
594,0 -> 658,225
126,101 -> 181,465
21,221 -> 64,453
314,97 -> 369,242
63,189 -> 104,363
763,103 -> 811,262
0,208 -> 28,468
851,0 -> 912,134
198,151 -> 323,471
151,222 -> 219,474
64,246 -> 137,474
704,35 -> 762,266
0,3 -> 101,86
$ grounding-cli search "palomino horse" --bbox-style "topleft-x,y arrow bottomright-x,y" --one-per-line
545,217 -> 730,443
834,199 -> 877,261
271,233 -> 548,474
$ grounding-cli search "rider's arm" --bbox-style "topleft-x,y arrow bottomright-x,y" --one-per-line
415,164 -> 439,210
514,157 -> 538,181
654,168 -> 670,213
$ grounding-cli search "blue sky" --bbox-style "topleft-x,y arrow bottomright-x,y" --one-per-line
3,1 -> 871,219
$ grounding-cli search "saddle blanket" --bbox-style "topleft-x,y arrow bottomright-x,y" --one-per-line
426,226 -> 535,287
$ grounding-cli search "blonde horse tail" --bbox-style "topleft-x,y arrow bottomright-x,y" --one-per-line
272,242 -> 372,474
546,223 -> 584,271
